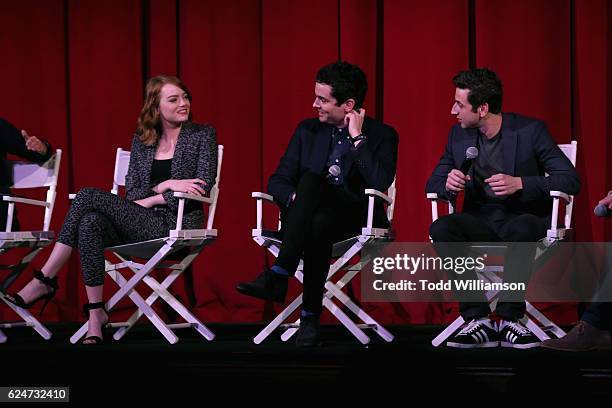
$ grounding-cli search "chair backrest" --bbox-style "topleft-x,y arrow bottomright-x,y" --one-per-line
7,150 -> 62,231
111,145 -> 224,230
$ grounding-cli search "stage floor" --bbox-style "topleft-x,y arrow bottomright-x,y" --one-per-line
2,323 -> 612,401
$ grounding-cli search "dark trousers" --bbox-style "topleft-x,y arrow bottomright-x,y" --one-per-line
429,211 -> 547,321
274,172 -> 364,315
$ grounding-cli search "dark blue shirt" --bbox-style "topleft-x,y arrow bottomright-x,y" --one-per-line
325,127 -> 352,186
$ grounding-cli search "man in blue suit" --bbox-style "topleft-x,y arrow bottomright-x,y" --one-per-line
237,61 -> 398,347
426,68 -> 580,349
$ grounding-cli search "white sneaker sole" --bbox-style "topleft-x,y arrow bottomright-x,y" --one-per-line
500,341 -> 541,349
447,341 -> 499,349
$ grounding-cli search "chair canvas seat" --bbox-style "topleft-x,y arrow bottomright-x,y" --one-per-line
258,229 -> 366,258
0,151 -> 62,343
106,230 -> 217,259
250,180 -> 397,346
69,145 -> 224,345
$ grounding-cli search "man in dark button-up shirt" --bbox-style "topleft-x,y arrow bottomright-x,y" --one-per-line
237,61 -> 399,347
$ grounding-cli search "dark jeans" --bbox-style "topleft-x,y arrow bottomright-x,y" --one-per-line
429,211 -> 546,321
274,172 -> 365,315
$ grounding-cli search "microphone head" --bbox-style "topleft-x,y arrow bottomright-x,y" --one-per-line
466,146 -> 479,160
329,165 -> 341,177
594,203 -> 610,217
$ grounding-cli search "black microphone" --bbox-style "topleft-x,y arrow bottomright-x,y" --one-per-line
449,147 -> 479,197
326,164 -> 341,180
594,203 -> 611,217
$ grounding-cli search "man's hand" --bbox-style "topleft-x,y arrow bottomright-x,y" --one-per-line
598,191 -> 612,210
344,108 -> 365,138
21,130 -> 48,155
446,169 -> 470,193
485,173 -> 523,196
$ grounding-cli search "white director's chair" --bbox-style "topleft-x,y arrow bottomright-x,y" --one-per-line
70,145 -> 224,345
0,150 -> 62,343
251,179 -> 397,345
427,141 -> 577,347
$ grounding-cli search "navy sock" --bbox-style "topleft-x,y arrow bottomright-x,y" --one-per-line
271,265 -> 290,276
301,310 -> 319,318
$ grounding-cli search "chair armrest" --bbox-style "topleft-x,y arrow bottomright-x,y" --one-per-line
365,189 -> 393,205
251,192 -> 274,202
3,195 -> 49,208
550,190 -> 570,204
251,192 -> 279,232
425,192 -> 455,224
363,188 -> 394,229
68,193 -> 76,200
173,192 -> 213,204
548,190 -> 573,240
172,192 -> 213,231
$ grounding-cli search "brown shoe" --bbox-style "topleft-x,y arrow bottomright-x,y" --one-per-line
541,321 -> 612,351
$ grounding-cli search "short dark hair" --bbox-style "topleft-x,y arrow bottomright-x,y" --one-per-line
316,61 -> 367,110
453,68 -> 503,114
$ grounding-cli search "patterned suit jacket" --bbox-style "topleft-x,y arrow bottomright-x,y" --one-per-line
125,122 -> 218,229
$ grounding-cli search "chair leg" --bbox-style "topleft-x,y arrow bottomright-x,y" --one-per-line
432,316 -> 465,347
324,280 -> 394,342
110,271 -> 179,344
71,241 -> 178,344
1,289 -> 52,340
525,301 -> 566,338
253,294 -> 303,344
0,328 -> 6,343
143,275 -> 214,341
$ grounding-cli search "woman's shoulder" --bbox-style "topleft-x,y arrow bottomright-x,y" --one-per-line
183,122 -> 216,139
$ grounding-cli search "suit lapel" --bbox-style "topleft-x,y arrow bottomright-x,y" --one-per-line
312,124 -> 331,173
501,114 -> 517,175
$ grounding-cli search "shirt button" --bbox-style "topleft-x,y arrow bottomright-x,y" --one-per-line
335,159 -> 339,163
334,177 -> 338,181
338,141 -> 341,144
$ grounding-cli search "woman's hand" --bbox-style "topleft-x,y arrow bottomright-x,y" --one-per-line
166,179 -> 207,196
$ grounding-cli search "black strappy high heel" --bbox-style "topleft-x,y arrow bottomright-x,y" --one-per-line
81,302 -> 109,345
4,270 -> 58,316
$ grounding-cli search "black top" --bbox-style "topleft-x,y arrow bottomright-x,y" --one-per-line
150,158 -> 172,187
149,157 -> 199,214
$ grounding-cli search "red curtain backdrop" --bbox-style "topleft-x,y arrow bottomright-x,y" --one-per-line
0,0 -> 610,325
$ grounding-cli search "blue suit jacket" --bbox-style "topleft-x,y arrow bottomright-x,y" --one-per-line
268,116 -> 398,226
426,113 -> 580,219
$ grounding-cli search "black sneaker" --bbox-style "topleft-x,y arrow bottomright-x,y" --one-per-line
447,318 -> 499,348
236,268 -> 288,303
295,315 -> 321,347
498,320 -> 540,349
